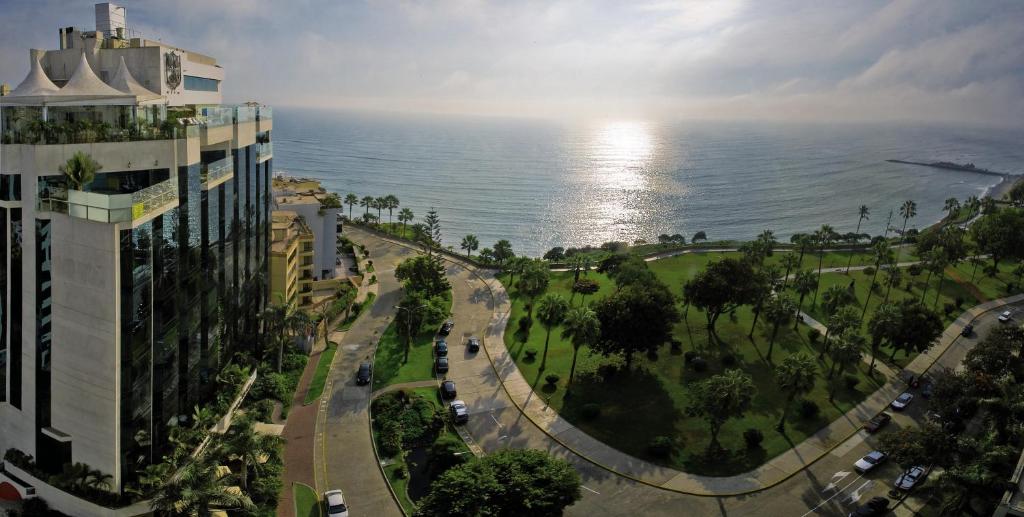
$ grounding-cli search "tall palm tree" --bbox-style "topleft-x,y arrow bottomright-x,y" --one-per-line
561,306 -> 600,385
764,295 -> 796,363
943,197 -> 960,221
748,264 -> 781,338
829,327 -> 864,378
792,269 -> 818,329
60,151 -> 102,190
383,194 -> 399,226
919,248 -> 945,304
535,294 -> 569,371
397,207 -> 414,238
775,353 -> 817,431
460,234 -> 479,257
862,241 -> 894,320
151,459 -> 256,516
812,224 -> 835,308
374,196 -> 386,221
360,196 -> 374,216
219,415 -> 283,491
896,199 -> 917,263
780,253 -> 800,290
821,306 -> 859,359
344,193 -> 358,220
845,205 -> 870,273
866,303 -> 898,371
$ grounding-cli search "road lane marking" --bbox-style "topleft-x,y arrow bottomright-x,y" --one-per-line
843,480 -> 874,505
581,485 -> 601,495
823,471 -> 851,492
800,473 -> 864,517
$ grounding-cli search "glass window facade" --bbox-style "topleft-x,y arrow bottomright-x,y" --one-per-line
0,174 -> 21,201
0,207 -> 6,402
183,76 -> 220,92
9,208 -> 21,408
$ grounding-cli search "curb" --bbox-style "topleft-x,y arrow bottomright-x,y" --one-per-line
292,481 -> 323,517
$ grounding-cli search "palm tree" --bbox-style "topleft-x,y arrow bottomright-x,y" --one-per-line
919,248 -> 946,304
460,234 -> 479,257
219,415 -> 283,491
828,330 -> 864,396
965,195 -> 980,217
536,294 -> 569,371
845,205 -> 870,273
383,194 -> 399,226
790,233 -> 814,267
397,208 -> 414,238
792,270 -> 818,329
812,224 -> 835,308
360,196 -> 374,216
60,151 -> 102,190
780,253 -> 800,290
150,459 -> 256,516
344,193 -> 358,220
820,285 -> 855,350
748,264 -> 781,338
866,303 -> 898,371
896,199 -> 917,263
561,306 -> 600,385
374,196 -> 386,221
775,353 -> 817,431
763,295 -> 796,363
862,241 -> 894,320
944,197 -> 960,221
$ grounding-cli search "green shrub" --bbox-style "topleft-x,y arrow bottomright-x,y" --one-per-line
862,266 -> 875,276
647,436 -> 673,457
524,348 -> 538,360
544,374 -> 560,386
581,403 -> 601,420
799,399 -> 820,419
393,465 -> 408,479
743,428 -> 764,449
518,315 -> 532,332
843,374 -> 859,390
251,372 -> 290,402
249,399 -> 275,422
378,419 -> 403,458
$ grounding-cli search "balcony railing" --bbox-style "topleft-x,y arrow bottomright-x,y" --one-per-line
201,156 -> 233,188
256,106 -> 272,121
1,105 -> 198,145
39,179 -> 178,223
256,141 -> 273,162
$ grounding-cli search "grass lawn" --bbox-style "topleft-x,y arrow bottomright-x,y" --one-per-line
501,263 -> 884,476
303,342 -> 338,405
338,292 -> 376,331
372,291 -> 452,390
950,259 -> 1023,301
293,482 -> 321,517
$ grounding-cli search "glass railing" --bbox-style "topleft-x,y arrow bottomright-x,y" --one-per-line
39,179 -> 178,223
256,106 -> 272,121
1,105 -> 197,145
256,141 -> 273,162
201,156 -> 233,187
199,106 -> 234,128
235,106 -> 256,123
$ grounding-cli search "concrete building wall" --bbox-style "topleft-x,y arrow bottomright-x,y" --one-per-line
275,202 -> 340,281
49,216 -> 121,486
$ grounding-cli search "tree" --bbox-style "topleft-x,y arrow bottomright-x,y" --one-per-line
492,239 -> 515,265
504,256 -> 530,287
790,233 -> 815,267
692,231 -> 707,243
415,449 -> 581,517
567,254 -> 592,284
878,423 -> 954,468
845,205 -> 870,273
683,258 -> 759,340
747,265 -> 780,337
395,291 -> 447,363
397,207 -> 414,237
780,253 -> 801,290
609,255 -> 658,291
60,151 -> 102,190
811,224 -> 835,308
423,207 -> 442,252
791,269 -> 818,329
360,195 -> 374,216
866,303 -> 899,371
822,306 -> 861,359
395,255 -> 451,298
150,458 -> 256,516
920,247 -> 949,307
896,199 -> 917,263
219,414 -> 283,490
763,295 -> 796,363
344,193 -> 358,220
889,299 -> 943,361
374,196 -> 386,221
384,194 -> 399,225
775,353 -> 817,431
970,207 -> 1024,271
863,240 -> 894,317
944,197 -> 961,220
320,192 -> 342,210
543,247 -> 566,261
516,260 -> 550,320
561,306 -> 600,385
827,329 -> 864,390
460,234 -> 479,257
571,279 -> 600,306
687,369 -> 756,452
536,294 -> 570,371
592,281 -> 679,369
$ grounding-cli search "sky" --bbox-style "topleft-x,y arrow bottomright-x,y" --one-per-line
2,0 -> 1023,126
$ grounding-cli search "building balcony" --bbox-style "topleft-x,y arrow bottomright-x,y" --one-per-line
1,104 -> 197,145
299,285 -> 312,294
256,141 -> 272,163
39,178 -> 178,224
201,156 -> 233,190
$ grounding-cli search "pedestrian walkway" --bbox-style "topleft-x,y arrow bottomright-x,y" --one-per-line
796,310 -> 898,379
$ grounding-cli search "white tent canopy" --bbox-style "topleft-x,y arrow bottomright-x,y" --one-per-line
109,56 -> 162,103
2,50 -> 156,106
2,54 -> 59,104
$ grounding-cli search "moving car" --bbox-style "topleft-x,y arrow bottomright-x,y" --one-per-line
435,339 -> 448,357
439,320 -> 455,336
847,496 -> 890,517
440,380 -> 457,399
961,323 -> 974,337
999,310 -> 1013,323
467,336 -> 481,353
450,400 -> 469,424
890,392 -> 914,411
356,362 -> 372,385
863,412 -> 892,433
854,450 -> 887,473
895,466 -> 928,490
435,356 -> 449,374
324,489 -> 349,517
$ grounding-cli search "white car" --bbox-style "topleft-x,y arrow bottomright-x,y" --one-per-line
895,465 -> 928,490
324,489 -> 349,517
998,310 -> 1013,323
450,400 -> 469,424
854,450 -> 887,473
890,392 -> 914,410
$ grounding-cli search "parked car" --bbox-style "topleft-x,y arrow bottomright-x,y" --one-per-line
921,380 -> 934,398
863,412 -> 892,433
356,362 -> 371,385
999,310 -> 1013,323
440,380 -> 457,399
439,320 -> 455,336
450,400 -> 469,424
324,489 -> 349,517
895,466 -> 928,490
848,496 -> 890,517
961,323 -> 974,337
435,356 -> 449,374
890,392 -> 914,411
467,336 -> 481,353
854,450 -> 887,474
435,339 -> 448,357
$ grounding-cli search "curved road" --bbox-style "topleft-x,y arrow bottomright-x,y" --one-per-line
321,226 -> 1023,516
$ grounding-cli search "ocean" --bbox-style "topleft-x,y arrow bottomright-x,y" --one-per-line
272,108 -> 1024,257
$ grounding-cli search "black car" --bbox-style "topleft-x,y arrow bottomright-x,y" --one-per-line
466,337 -> 480,353
921,380 -> 934,398
848,496 -> 889,517
356,362 -> 371,385
435,340 -> 448,357
440,380 -> 457,399
435,356 -> 449,374
439,320 -> 454,336
961,323 -> 974,337
863,412 -> 892,433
